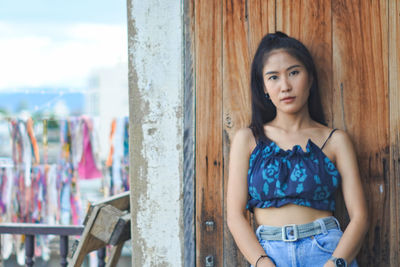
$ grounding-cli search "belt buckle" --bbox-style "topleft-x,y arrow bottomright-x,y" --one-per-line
282,224 -> 298,242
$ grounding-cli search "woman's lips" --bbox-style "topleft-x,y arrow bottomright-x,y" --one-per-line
281,96 -> 296,103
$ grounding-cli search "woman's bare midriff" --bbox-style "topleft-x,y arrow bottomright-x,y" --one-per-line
254,204 -> 333,226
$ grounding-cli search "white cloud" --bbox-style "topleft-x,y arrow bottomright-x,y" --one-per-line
0,22 -> 127,91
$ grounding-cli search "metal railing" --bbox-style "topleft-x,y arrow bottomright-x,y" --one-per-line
0,223 -> 105,267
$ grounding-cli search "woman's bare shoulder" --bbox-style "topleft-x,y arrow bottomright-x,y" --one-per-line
233,127 -> 254,139
231,128 -> 257,154
322,128 -> 356,161
329,128 -> 353,147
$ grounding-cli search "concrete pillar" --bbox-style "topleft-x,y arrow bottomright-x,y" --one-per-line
127,1 -> 183,266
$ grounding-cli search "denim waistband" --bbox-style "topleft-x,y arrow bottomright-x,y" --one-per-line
256,216 -> 340,242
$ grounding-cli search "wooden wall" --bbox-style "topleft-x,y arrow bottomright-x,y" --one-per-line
190,0 -> 400,266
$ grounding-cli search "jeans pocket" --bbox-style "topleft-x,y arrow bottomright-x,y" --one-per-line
312,229 -> 343,253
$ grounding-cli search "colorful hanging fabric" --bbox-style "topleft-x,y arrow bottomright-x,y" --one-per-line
122,117 -> 129,191
106,119 -> 117,168
47,164 -> 58,225
57,119 -> 82,225
108,117 -> 129,195
42,119 -> 48,165
10,120 -> 27,221
0,167 -> 8,216
0,159 -> 14,260
10,119 -> 32,187
77,118 -> 102,180
26,118 -> 40,165
8,119 -> 36,265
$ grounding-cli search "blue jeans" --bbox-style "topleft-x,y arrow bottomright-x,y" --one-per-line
254,217 -> 358,267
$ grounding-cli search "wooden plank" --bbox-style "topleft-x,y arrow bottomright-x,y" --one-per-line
90,205 -> 125,244
109,213 -> 131,246
195,0 -> 223,266
222,0 -> 275,266
105,243 -> 124,267
84,192 -> 130,225
276,0 -> 333,125
90,191 -> 130,210
183,0 -> 196,266
388,0 -> 400,266
69,205 -> 105,267
332,0 -> 389,266
276,0 -> 301,37
246,0 -> 275,58
222,0 -> 252,137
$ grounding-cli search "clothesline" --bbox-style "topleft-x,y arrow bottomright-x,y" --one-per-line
0,88 -> 100,115
0,114 -> 103,122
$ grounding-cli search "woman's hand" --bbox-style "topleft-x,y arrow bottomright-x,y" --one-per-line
256,257 -> 276,267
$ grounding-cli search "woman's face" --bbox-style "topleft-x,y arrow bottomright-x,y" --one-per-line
262,49 -> 312,115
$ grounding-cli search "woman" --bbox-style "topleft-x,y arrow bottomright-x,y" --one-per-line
227,32 -> 368,267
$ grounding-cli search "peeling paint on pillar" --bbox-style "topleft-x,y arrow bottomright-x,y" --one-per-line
127,0 -> 183,266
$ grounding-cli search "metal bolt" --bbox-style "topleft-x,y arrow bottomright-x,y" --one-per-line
205,255 -> 214,266
225,113 -> 233,128
205,220 -> 215,231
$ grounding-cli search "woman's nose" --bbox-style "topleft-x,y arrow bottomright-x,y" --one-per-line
280,77 -> 292,92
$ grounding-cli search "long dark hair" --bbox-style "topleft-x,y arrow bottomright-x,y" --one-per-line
249,31 -> 326,141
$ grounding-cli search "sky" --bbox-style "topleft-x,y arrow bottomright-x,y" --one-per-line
0,0 -> 128,91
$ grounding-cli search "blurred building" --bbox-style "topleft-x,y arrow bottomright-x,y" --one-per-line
86,61 -> 129,160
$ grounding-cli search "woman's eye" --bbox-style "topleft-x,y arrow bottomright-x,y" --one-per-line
289,70 -> 299,76
268,75 -> 278,81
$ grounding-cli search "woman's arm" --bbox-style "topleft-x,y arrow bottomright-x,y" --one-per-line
227,128 -> 275,267
324,130 -> 369,267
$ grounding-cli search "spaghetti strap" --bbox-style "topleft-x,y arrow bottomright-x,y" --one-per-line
321,128 -> 338,150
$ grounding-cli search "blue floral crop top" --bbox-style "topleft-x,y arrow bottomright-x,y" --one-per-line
246,129 -> 341,212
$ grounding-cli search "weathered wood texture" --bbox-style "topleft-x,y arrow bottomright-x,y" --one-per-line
70,205 -> 105,266
389,0 -> 400,266
192,0 -> 399,266
184,0 -> 196,266
195,0 -> 224,266
332,1 -> 390,266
